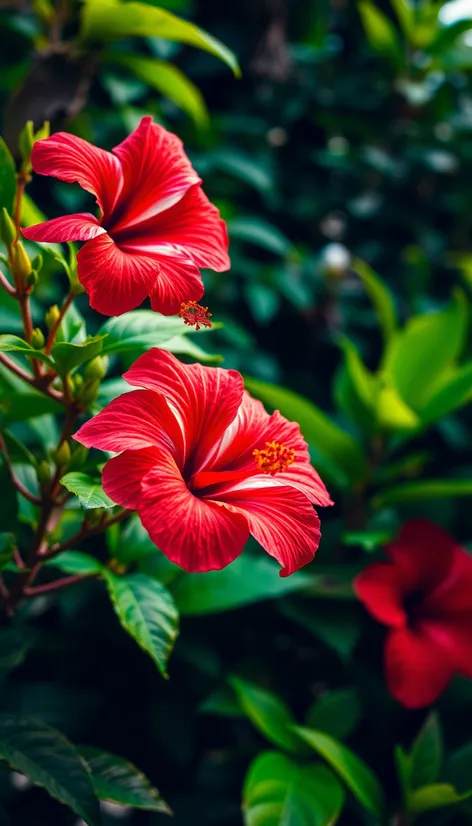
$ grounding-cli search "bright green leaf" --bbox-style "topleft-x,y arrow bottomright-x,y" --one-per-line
376,377 -> 420,431
60,472 -> 115,510
51,335 -> 106,376
419,361 -> 472,425
0,716 -> 99,825
408,783 -> 471,813
358,0 -> 403,64
105,572 -> 179,677
100,310 -> 214,356
80,747 -> 170,813
110,53 -> 209,127
47,551 -> 105,576
243,751 -> 345,826
230,677 -> 305,755
294,727 -> 385,818
81,0 -> 240,76
0,335 -> 54,368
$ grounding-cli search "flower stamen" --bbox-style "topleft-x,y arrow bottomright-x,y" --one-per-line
253,441 -> 295,475
179,300 -> 212,331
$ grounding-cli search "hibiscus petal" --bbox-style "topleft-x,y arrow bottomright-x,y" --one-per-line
74,389 -> 184,459
149,252 -> 204,316
354,563 -> 407,628
205,393 -> 332,506
387,520 -> 456,594
22,214 -> 106,243
385,626 -> 454,708
419,618 -> 472,680
31,132 -> 122,217
77,234 -> 159,316
102,447 -> 161,509
423,545 -> 472,618
217,485 -> 321,577
139,456 -> 250,572
110,116 -> 200,232
123,349 -> 244,466
114,184 -> 230,272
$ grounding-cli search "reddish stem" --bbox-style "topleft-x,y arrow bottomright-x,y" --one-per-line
46,509 -> 128,559
0,433 -> 41,505
0,352 -> 64,404
25,573 -> 96,597
0,270 -> 16,297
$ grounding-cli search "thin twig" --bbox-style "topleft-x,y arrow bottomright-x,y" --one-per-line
46,509 -> 129,559
0,352 -> 64,404
0,432 -> 42,505
25,572 -> 96,597
13,549 -> 25,569
0,270 -> 16,297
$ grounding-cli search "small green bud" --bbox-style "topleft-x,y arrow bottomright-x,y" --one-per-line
18,121 -> 35,169
84,356 -> 108,382
31,253 -> 43,272
52,440 -> 71,468
79,379 -> 100,406
37,459 -> 52,486
25,269 -> 38,289
69,444 -> 89,470
71,374 -> 84,396
45,304 -> 60,330
0,208 -> 16,246
31,328 -> 45,349
35,121 -> 50,142
13,242 -> 32,282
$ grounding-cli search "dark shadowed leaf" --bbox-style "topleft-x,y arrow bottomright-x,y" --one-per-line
80,747 -> 170,813
306,688 -> 361,740
230,677 -> 305,755
410,713 -> 443,789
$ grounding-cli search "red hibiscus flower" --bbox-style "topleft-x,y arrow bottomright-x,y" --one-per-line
354,520 -> 472,709
22,117 -> 229,316
74,349 -> 333,576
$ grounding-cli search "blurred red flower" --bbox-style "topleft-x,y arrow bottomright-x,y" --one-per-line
22,116 -> 229,316
354,520 -> 472,709
74,349 -> 333,576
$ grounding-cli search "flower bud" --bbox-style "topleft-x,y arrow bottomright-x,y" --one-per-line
37,460 -> 52,486
31,253 -> 43,272
31,328 -> 45,350
45,305 -> 60,330
0,208 -> 16,246
52,440 -> 71,468
79,379 -> 100,406
83,356 -> 108,382
18,122 -> 35,169
13,242 -> 32,282
69,444 -> 89,470
25,269 -> 38,289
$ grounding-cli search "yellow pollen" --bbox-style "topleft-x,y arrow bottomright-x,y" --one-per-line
253,441 -> 295,475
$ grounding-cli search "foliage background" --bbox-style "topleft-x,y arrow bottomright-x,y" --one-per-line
1,0 -> 472,824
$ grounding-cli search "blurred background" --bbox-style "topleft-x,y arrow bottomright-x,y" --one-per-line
1,0 -> 472,824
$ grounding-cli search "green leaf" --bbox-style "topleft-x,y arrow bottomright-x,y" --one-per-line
80,747 -> 170,813
0,335 -> 54,368
382,291 -> 468,412
352,258 -> 397,344
419,361 -> 472,425
408,783 -> 471,813
244,376 -> 367,488
376,377 -> 420,431
228,217 -> 292,256
0,364 -> 61,422
172,555 -> 309,615
294,727 -> 385,818
81,0 -> 240,76
51,335 -> 106,376
110,54 -> 209,127
243,751 -> 345,826
390,0 -> 414,36
100,310 -> 214,356
230,677 -> 305,755
358,0 -> 403,64
410,713 -> 442,789
0,138 -> 16,215
47,551 -> 105,576
60,472 -> 115,509
306,689 -> 361,741
445,742 -> 472,794
372,479 -> 472,508
395,745 -> 413,805
0,716 -> 99,825
280,600 -> 361,660
105,572 -> 179,677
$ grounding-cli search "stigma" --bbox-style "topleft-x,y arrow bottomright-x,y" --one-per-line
253,441 -> 295,475
179,300 -> 212,331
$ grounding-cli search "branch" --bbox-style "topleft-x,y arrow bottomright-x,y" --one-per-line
46,509 -> 129,558
0,352 -> 65,404
0,270 -> 16,297
0,432 -> 42,505
25,572 -> 96,597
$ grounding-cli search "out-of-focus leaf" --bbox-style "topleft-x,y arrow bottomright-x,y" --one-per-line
280,600 -> 361,659
295,727 -> 385,818
51,335 -> 106,375
172,555 -> 309,615
0,138 -> 16,215
47,551 -> 105,576
228,217 -> 292,256
372,479 -> 472,508
419,361 -> 472,424
244,376 -> 367,488
358,0 -> 403,64
390,0 -> 413,36
445,742 -> 472,793
0,629 -> 32,682
60,472 -> 115,510
80,747 -> 170,813
105,572 -> 179,677
410,713 -> 442,789
243,751 -> 345,826
109,54 -> 209,127
229,677 -> 305,755
0,716 -> 99,825
81,0 -> 240,76
376,377 -> 419,431
342,529 -> 394,552
408,784 -> 471,813
352,258 -> 397,344
306,689 -> 361,741
201,152 -> 273,194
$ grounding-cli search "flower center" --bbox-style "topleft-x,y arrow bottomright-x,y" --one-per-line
253,441 -> 295,475
179,301 -> 212,331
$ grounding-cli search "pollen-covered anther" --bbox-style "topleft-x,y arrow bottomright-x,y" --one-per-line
253,441 -> 296,475
179,300 -> 212,331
